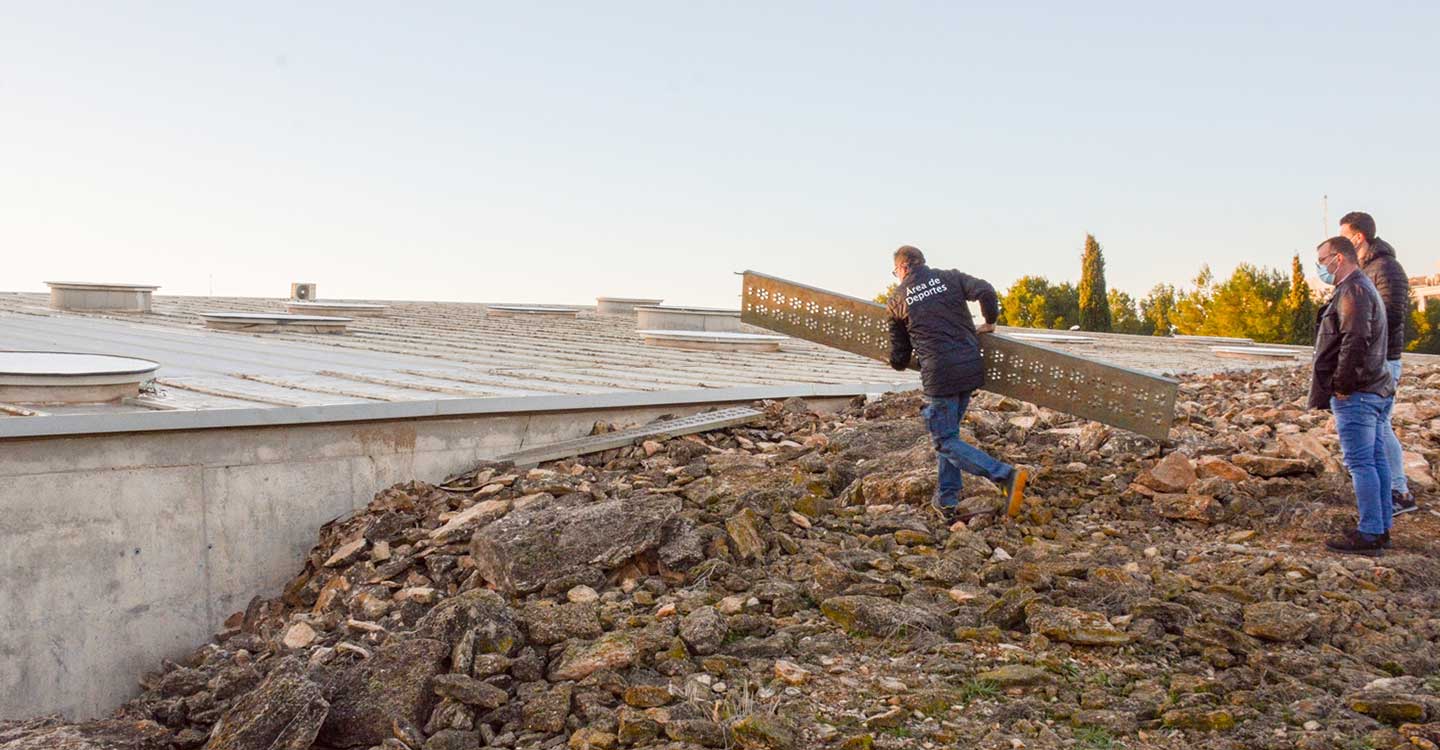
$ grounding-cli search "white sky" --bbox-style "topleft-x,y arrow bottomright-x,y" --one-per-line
3,2 -> 1437,306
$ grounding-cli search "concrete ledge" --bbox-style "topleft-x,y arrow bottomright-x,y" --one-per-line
486,305 -> 580,318
1212,345 -> 1301,360
596,297 -> 664,315
1175,334 -> 1256,345
1008,332 -> 1096,345
286,301 -> 388,317
638,330 -> 787,352
46,282 -> 159,312
635,306 -> 742,332
199,312 -> 352,334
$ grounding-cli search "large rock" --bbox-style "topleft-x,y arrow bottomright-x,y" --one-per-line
725,508 -> 767,562
1153,493 -> 1225,524
522,601 -> 602,646
857,469 -> 935,506
1196,456 -> 1250,482
206,661 -> 328,750
1242,601 -> 1316,642
547,632 -> 639,681
820,596 -> 946,638
432,673 -> 508,709
0,719 -> 173,750
730,715 -> 796,749
680,606 -> 729,655
1404,450 -> 1437,489
976,664 -> 1053,688
318,638 -> 449,748
470,495 -> 681,594
1346,691 -> 1433,724
1232,454 -> 1312,478
521,682 -> 574,734
415,589 -> 525,674
1279,432 -> 1333,468
1023,604 -> 1130,646
1135,453 -> 1197,493
981,587 -> 1041,629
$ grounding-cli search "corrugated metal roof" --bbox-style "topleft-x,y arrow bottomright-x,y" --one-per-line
0,292 -> 916,417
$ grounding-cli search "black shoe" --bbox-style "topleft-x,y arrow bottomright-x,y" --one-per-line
1393,491 -> 1418,517
1382,531 -> 1392,549
1325,529 -> 1386,557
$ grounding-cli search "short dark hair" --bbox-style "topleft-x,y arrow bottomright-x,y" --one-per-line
1339,211 -> 1376,241
1319,235 -> 1358,263
893,245 -> 925,266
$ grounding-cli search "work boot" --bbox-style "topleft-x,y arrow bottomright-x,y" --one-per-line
1383,531 -> 1393,549
929,493 -> 958,523
999,466 -> 1029,518
1393,490 -> 1419,517
1325,529 -> 1386,557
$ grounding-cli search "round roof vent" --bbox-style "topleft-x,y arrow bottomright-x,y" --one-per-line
0,351 -> 160,404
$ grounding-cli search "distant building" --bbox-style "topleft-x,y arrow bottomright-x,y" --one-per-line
1412,273 -> 1440,312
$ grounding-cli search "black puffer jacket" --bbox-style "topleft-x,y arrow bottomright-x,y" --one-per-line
887,264 -> 999,397
1360,237 -> 1410,360
1307,270 -> 1394,409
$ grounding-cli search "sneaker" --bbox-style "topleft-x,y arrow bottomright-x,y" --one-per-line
999,467 -> 1029,518
1393,491 -> 1418,516
1325,529 -> 1386,557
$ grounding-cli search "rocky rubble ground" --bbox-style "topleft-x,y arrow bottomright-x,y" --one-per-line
6,364 -> 1440,750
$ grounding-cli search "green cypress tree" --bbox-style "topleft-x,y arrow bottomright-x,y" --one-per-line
1286,253 -> 1317,344
1078,233 -> 1112,331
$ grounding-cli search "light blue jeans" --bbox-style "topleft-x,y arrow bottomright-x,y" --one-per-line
1332,392 -> 1394,535
1383,359 -> 1408,495
923,392 -> 1014,507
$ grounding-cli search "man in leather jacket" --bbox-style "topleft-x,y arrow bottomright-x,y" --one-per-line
1340,211 -> 1416,514
1309,236 -> 1396,555
886,245 -> 1028,522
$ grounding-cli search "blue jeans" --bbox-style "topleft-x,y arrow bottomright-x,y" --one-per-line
1332,392 -> 1394,535
923,392 -> 1014,507
1383,359 -> 1408,494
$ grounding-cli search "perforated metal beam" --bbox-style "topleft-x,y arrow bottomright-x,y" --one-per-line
740,270 -> 1177,441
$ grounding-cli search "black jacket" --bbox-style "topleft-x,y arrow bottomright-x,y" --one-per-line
886,264 -> 999,397
1359,237 -> 1410,360
1307,270 -> 1394,409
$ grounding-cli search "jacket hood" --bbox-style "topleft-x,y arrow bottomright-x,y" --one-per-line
1365,237 -> 1397,262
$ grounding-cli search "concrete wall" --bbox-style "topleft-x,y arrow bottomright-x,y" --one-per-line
0,393 -> 858,721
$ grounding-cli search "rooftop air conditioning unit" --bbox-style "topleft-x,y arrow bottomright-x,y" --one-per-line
291,283 -> 317,301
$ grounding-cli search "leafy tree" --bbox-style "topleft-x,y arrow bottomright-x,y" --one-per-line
1199,263 -> 1290,343
1000,276 -> 1053,329
1046,282 -> 1081,330
1409,300 -> 1440,354
1286,253 -> 1317,344
999,277 -> 1081,330
1078,234 -> 1112,331
1108,289 -> 1148,334
1172,265 -> 1214,335
874,282 -> 898,305
1139,284 -> 1178,336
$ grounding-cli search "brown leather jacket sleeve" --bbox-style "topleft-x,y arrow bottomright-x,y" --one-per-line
1333,286 -> 1367,396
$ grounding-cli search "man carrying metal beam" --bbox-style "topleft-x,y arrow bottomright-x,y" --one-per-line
885,245 -> 1028,521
